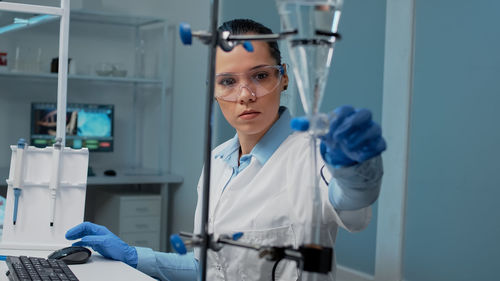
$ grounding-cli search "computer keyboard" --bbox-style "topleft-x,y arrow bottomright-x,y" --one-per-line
5,256 -> 79,281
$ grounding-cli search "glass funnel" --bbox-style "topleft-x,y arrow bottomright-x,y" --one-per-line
278,0 -> 342,131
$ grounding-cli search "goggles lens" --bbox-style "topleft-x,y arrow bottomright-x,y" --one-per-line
215,65 -> 284,102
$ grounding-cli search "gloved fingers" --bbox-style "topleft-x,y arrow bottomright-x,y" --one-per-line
65,222 -> 111,240
320,141 -> 327,157
76,234 -> 109,246
328,106 -> 356,137
72,240 -> 90,248
338,132 -> 386,162
333,105 -> 356,118
71,240 -> 104,256
333,109 -> 372,141
72,238 -> 111,260
344,122 -> 381,150
320,140 -> 357,167
358,137 -> 387,162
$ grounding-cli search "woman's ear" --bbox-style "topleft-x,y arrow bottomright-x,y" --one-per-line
282,64 -> 289,91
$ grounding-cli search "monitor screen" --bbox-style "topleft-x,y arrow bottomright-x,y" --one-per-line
31,102 -> 114,152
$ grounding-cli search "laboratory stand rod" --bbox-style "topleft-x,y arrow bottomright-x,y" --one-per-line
226,30 -> 298,42
56,0 -> 70,146
199,0 -> 220,280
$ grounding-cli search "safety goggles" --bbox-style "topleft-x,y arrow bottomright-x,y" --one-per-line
215,65 -> 285,102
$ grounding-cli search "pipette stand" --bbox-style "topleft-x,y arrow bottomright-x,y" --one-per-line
1,144 -> 89,250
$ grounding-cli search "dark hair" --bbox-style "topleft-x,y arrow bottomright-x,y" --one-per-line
218,19 -> 282,65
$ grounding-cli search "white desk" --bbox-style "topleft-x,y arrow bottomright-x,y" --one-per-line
0,249 -> 155,281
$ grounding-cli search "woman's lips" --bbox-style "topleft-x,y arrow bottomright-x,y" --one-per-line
239,111 -> 260,120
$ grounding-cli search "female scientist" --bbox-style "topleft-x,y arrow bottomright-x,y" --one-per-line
65,19 -> 386,281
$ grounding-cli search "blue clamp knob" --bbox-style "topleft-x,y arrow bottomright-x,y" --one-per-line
179,22 -> 192,45
170,234 -> 187,255
232,232 -> 244,241
242,41 -> 254,52
17,138 -> 26,148
290,117 -> 310,131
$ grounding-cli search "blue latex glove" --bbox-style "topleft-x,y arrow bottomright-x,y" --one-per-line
66,222 -> 138,267
291,105 -> 386,167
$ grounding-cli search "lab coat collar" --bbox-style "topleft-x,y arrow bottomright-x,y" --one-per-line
214,106 -> 293,167
251,106 -> 292,165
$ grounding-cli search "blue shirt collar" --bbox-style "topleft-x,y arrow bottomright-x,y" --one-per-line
215,106 -> 293,168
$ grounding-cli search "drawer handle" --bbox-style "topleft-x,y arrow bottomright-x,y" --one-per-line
136,207 -> 149,212
135,224 -> 148,229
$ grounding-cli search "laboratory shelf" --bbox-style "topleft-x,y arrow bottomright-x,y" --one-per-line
0,72 -> 163,84
0,9 -> 164,30
86,173 -> 183,186
71,10 -> 164,27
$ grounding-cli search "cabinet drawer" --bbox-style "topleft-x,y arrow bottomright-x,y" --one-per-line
120,198 -> 161,217
119,216 -> 160,233
121,232 -> 160,251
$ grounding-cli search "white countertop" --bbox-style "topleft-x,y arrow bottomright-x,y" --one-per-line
0,248 -> 155,281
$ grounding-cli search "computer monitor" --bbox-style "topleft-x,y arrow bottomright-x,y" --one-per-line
31,102 -> 114,152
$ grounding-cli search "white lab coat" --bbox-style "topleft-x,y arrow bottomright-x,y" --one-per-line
193,131 -> 373,281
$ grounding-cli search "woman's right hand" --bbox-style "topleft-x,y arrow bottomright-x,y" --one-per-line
65,221 -> 138,267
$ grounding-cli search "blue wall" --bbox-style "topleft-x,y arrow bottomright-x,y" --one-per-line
404,1 -> 500,280
219,0 -> 387,275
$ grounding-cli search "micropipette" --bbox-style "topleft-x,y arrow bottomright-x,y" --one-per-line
12,138 -> 26,225
49,138 -> 63,227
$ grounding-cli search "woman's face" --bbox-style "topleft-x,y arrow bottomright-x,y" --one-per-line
215,40 -> 288,140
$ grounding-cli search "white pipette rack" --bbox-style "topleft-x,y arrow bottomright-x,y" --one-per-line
1,145 -> 89,250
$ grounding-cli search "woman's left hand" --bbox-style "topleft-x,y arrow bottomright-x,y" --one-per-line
291,105 -> 387,167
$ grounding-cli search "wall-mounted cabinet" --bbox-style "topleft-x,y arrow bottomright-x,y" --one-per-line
0,10 -> 180,185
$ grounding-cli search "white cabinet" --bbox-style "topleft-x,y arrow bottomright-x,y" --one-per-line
94,191 -> 162,250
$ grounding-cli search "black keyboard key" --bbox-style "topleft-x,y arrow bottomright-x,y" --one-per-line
48,259 -> 60,268
40,259 -> 51,268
